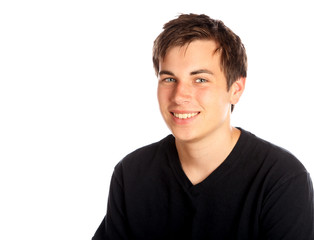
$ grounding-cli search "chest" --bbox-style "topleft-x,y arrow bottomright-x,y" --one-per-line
124,173 -> 263,240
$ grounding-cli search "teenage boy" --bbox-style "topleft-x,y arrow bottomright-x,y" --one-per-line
93,14 -> 314,239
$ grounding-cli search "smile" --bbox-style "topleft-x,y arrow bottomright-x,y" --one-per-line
171,112 -> 199,119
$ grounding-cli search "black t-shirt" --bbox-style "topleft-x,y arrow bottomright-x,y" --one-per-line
92,129 -> 314,239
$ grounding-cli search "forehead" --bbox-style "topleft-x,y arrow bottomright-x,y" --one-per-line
160,40 -> 221,71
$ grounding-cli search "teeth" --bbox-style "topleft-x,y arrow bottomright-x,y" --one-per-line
173,112 -> 199,119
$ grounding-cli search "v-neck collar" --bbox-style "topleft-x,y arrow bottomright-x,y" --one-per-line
166,128 -> 249,195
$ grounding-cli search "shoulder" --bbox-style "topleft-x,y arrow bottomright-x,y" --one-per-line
241,129 -> 305,168
114,134 -> 174,176
240,128 -> 308,186
238,129 -> 314,238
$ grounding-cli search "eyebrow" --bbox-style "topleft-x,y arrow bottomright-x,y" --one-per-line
159,69 -> 213,76
190,69 -> 214,75
159,70 -> 175,76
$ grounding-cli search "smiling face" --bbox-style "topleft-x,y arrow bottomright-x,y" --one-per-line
157,40 -> 244,143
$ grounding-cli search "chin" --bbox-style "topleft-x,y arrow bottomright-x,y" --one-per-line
170,128 -> 199,143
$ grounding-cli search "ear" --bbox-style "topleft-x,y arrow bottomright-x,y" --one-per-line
230,77 -> 246,105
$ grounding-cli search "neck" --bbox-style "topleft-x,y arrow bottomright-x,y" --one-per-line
175,126 -> 241,185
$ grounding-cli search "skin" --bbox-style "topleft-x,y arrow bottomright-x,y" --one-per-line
157,40 -> 246,185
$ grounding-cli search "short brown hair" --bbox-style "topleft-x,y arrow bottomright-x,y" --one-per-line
153,13 -> 247,90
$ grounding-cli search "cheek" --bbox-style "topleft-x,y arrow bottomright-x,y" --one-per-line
197,88 -> 230,110
157,87 -> 169,108
196,89 -> 216,105
157,87 -> 162,102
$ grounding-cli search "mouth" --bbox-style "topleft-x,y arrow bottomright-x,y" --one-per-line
171,112 -> 200,120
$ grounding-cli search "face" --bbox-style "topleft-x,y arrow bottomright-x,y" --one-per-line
157,40 -> 244,143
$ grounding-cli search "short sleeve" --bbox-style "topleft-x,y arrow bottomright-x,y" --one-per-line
92,164 -> 131,240
260,172 -> 314,239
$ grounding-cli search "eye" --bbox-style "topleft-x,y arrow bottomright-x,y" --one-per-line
195,78 -> 208,83
164,78 -> 176,82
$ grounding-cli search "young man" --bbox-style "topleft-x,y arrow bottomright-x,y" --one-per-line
92,14 -> 314,239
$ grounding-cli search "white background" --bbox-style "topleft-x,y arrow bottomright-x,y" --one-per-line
1,0 -> 313,239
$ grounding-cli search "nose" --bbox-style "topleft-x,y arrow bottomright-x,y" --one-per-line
172,81 -> 192,104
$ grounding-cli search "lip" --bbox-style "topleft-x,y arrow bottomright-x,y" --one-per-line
170,110 -> 200,124
170,110 -> 200,114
